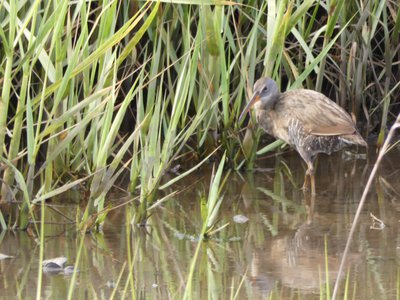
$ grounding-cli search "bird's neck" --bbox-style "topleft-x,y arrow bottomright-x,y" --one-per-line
260,93 -> 280,111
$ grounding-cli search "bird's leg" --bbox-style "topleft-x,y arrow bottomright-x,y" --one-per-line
308,161 -> 316,195
302,172 -> 310,191
304,192 -> 315,225
302,161 -> 316,195
310,171 -> 316,196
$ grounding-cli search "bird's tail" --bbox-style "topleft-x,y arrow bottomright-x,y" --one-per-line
342,132 -> 368,148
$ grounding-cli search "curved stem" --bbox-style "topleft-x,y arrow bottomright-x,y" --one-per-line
332,113 -> 400,300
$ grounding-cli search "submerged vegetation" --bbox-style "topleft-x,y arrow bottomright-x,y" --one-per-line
0,0 -> 399,229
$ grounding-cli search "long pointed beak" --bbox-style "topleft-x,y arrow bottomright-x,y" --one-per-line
239,93 -> 260,122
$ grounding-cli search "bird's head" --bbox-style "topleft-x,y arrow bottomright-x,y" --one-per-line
239,77 -> 280,121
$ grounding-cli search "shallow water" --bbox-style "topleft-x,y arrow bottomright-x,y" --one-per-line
1,147 -> 400,299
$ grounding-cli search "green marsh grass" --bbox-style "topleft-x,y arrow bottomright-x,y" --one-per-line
184,154 -> 230,299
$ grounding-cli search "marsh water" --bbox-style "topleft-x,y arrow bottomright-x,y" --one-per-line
1,146 -> 400,299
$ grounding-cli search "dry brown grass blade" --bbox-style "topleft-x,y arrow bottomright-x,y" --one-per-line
332,112 -> 400,300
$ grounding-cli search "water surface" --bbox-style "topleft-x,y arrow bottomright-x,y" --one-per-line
1,147 -> 399,299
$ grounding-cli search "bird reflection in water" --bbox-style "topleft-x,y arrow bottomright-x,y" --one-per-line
240,158 -> 363,297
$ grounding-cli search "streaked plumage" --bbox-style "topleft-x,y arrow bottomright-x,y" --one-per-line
240,77 -> 367,194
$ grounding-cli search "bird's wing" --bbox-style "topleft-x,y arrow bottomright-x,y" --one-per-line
280,89 -> 356,136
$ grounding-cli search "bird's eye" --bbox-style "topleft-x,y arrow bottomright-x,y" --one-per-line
262,86 -> 268,93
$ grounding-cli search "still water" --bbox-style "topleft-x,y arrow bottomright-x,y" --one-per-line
1,147 -> 399,299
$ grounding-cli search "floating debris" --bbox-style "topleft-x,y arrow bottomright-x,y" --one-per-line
63,265 -> 76,275
233,214 -> 249,224
0,253 -> 14,260
370,213 -> 385,230
42,257 -> 78,275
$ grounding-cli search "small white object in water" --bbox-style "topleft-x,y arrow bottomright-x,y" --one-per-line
233,215 -> 249,224
0,253 -> 14,260
42,257 -> 77,275
42,257 -> 67,268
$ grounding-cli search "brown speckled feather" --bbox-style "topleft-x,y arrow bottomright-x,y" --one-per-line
277,89 -> 356,136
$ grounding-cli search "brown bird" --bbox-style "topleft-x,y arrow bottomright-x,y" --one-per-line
240,77 -> 367,194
